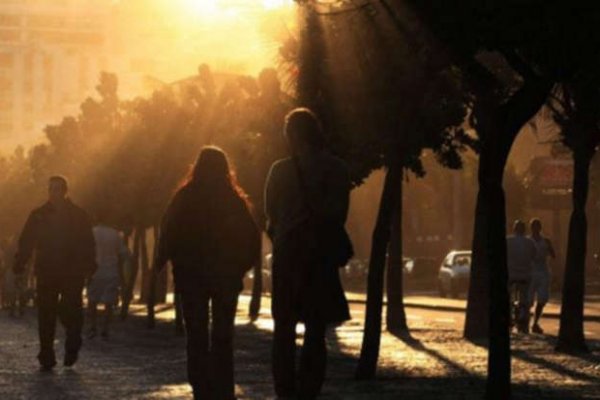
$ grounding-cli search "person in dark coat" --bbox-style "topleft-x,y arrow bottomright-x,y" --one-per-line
265,108 -> 351,399
156,146 -> 260,400
14,176 -> 96,370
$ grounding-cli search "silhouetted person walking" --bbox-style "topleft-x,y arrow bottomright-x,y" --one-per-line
14,176 -> 96,370
265,108 -> 352,399
87,213 -> 129,339
507,219 -> 536,334
528,218 -> 556,334
156,146 -> 260,400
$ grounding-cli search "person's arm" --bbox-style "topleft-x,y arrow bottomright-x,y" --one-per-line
14,211 -> 38,274
546,238 -> 556,259
117,235 -> 130,285
155,192 -> 183,271
264,163 -> 280,240
82,213 -> 97,278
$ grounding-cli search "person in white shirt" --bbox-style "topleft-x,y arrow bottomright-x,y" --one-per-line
528,218 -> 556,334
87,215 -> 129,339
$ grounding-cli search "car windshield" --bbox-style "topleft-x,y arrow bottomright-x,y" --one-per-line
452,255 -> 471,267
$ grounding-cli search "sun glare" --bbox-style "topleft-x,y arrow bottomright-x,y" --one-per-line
151,0 -> 298,79
180,0 -> 294,18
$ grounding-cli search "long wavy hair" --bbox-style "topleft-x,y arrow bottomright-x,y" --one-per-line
183,146 -> 249,204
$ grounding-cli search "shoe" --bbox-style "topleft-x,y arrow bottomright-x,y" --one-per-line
100,331 -> 109,340
38,352 -> 57,371
64,351 -> 79,367
39,362 -> 56,372
532,324 -> 544,334
39,358 -> 57,372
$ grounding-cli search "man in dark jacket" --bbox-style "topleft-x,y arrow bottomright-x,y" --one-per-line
14,176 -> 96,370
265,108 -> 351,399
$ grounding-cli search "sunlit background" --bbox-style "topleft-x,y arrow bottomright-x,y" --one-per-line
0,0 -> 297,148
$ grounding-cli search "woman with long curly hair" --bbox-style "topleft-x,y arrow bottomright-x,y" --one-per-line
156,146 -> 260,400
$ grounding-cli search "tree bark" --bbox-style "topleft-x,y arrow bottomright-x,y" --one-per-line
464,192 -> 490,341
557,150 -> 592,353
471,79 -> 551,400
386,179 -> 408,333
356,166 -> 403,379
483,172 -> 511,400
464,190 -> 490,340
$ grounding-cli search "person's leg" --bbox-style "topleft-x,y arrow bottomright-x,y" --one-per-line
273,318 -> 297,397
181,288 -> 210,399
36,278 -> 59,369
517,281 -> 530,333
211,286 -> 239,400
59,278 -> 85,366
174,292 -> 185,336
102,303 -> 114,338
298,320 -> 327,399
88,302 -> 98,337
527,275 -> 539,331
533,272 -> 550,333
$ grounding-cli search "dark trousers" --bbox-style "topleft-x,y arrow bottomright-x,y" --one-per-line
273,318 -> 327,399
181,284 -> 239,400
36,276 -> 84,364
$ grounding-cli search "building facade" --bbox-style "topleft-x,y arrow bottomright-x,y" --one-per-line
0,0 -> 110,147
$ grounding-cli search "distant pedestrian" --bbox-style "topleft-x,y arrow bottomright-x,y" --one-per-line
528,218 -> 556,334
156,146 -> 260,400
506,219 -> 537,334
265,108 -> 352,399
14,176 -> 96,370
87,213 -> 129,339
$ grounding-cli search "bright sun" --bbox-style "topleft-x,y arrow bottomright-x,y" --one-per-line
181,0 -> 294,19
162,0 -> 297,77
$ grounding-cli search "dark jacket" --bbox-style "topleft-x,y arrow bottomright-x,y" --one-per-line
157,183 -> 260,287
265,152 -> 351,324
14,200 -> 96,279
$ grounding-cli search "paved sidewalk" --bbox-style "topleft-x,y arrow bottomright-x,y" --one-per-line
344,292 -> 600,322
0,295 -> 598,399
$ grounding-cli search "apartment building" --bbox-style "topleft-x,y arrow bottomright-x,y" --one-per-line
0,0 -> 110,146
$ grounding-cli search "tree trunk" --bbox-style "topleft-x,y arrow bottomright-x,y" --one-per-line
483,177 -> 511,400
557,150 -> 592,353
464,191 -> 490,340
386,180 -> 408,333
356,166 -> 403,379
249,234 -> 263,321
461,78 -> 551,400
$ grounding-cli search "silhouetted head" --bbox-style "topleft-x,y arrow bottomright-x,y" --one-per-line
513,220 -> 526,236
284,108 -> 324,155
187,146 -> 247,201
48,176 -> 68,205
94,207 -> 110,226
530,218 -> 542,236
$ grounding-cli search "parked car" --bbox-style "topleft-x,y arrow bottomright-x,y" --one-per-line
438,250 -> 472,298
341,258 -> 368,290
243,253 -> 272,293
403,257 -> 440,290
